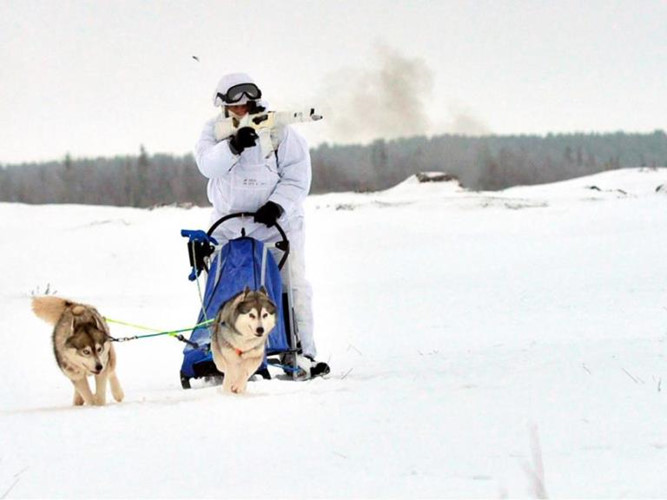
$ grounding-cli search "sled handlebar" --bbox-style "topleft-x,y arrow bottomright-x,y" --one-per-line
206,212 -> 290,270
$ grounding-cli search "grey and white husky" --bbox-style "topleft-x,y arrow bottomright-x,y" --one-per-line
211,287 -> 277,394
32,296 -> 124,406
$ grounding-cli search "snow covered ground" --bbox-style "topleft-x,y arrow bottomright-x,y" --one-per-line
1,167 -> 666,498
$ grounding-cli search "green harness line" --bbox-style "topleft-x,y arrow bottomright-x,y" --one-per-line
104,317 -> 215,349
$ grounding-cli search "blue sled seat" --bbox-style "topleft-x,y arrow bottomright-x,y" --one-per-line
180,237 -> 289,386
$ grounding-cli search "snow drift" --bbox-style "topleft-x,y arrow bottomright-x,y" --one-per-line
1,167 -> 666,498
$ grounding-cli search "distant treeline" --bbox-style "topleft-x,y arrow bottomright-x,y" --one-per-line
1,131 -> 666,207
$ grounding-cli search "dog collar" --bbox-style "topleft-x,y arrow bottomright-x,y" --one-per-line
219,335 -> 247,357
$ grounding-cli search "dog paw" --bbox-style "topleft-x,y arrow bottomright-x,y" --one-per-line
227,381 -> 247,394
112,389 -> 124,402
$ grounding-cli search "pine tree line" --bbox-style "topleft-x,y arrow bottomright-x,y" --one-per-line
1,131 -> 665,207
309,130 -> 667,193
0,148 -> 207,207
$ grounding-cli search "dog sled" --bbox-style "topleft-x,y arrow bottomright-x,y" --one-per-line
179,213 -> 300,389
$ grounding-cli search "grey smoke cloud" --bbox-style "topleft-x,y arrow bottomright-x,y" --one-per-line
319,45 -> 433,144
445,106 -> 492,136
317,44 -> 490,144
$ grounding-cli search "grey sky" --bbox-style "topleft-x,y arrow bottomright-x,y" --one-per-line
1,0 -> 665,163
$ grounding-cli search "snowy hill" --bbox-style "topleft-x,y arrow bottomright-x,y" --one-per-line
1,167 -> 666,498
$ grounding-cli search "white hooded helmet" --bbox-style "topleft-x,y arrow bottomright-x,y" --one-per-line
212,72 -> 262,107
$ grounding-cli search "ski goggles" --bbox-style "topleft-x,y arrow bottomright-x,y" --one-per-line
217,83 -> 262,105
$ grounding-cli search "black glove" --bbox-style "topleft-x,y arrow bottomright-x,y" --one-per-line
254,201 -> 283,227
229,127 -> 258,155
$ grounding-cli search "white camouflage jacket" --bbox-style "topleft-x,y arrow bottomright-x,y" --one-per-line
194,117 -> 312,241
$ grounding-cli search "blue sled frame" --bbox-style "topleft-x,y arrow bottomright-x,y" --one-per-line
179,213 -> 299,389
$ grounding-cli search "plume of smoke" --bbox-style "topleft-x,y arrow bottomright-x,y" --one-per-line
319,44 -> 434,144
317,44 -> 490,144
445,106 -> 493,136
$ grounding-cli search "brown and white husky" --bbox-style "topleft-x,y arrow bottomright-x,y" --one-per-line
210,287 -> 277,394
32,296 -> 124,406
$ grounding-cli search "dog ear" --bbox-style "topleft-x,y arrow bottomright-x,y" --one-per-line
258,285 -> 268,296
243,286 -> 251,297
93,313 -> 109,334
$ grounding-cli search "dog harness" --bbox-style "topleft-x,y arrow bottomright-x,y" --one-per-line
217,332 -> 262,358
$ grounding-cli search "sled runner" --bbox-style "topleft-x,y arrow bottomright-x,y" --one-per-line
179,213 -> 299,389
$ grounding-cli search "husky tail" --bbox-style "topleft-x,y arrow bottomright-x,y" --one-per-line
32,296 -> 71,325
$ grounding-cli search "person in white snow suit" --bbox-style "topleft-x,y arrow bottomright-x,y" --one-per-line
194,72 -> 328,378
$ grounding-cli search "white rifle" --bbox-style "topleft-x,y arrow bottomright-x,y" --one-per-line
214,108 -> 323,157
